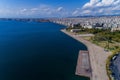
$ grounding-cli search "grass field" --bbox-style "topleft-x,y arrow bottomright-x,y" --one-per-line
82,36 -> 120,51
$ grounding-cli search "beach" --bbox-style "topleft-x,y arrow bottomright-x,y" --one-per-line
61,29 -> 112,80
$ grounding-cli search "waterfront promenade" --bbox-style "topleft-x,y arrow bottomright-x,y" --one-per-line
61,29 -> 112,80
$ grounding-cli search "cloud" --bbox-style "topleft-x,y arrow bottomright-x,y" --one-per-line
83,0 -> 100,9
82,10 -> 92,14
56,7 -> 63,12
20,8 -> 28,15
0,7 -> 20,17
16,4 -> 68,17
31,8 -> 38,11
1,1 -> 119,18
18,1 -> 120,17
0,3 -> 69,18
72,8 -> 80,16
21,8 -> 27,12
81,0 -> 120,15
72,10 -> 79,15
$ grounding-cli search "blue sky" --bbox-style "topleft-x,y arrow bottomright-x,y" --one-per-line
0,0 -> 120,18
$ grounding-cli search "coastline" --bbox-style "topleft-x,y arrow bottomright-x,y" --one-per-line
61,29 -> 112,80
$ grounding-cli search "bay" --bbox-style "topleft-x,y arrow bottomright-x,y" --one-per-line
0,20 -> 89,80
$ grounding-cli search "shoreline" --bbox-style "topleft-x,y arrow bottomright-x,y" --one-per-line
61,29 -> 112,80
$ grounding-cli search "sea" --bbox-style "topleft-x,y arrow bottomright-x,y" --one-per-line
0,20 -> 89,80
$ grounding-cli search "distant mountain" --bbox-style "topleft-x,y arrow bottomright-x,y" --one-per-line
67,15 -> 120,18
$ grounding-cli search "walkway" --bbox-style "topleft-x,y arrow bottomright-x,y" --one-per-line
61,29 -> 112,80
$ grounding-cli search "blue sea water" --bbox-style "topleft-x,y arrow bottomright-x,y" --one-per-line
0,20 -> 89,80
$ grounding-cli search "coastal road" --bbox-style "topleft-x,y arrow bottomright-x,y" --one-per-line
61,29 -> 112,80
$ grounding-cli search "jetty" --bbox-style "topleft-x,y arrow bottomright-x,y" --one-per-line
75,50 -> 92,79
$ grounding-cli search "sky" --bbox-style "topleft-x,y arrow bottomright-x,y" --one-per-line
0,0 -> 120,18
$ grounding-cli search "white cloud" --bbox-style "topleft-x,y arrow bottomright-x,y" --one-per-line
82,10 -> 92,14
16,5 -> 68,17
56,7 -> 63,12
31,8 -> 38,11
98,9 -> 104,13
55,7 -> 69,17
95,0 -> 116,7
1,1 -> 119,18
0,7 -> 19,17
21,9 -> 27,12
72,8 -> 80,16
0,3 -> 69,17
82,0 -> 120,15
72,10 -> 79,15
20,8 -> 28,15
112,5 -> 120,10
83,0 -> 100,9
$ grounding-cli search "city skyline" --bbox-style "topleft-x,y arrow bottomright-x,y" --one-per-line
0,0 -> 120,18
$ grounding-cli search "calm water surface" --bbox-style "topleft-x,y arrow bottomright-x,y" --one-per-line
0,20 -> 89,80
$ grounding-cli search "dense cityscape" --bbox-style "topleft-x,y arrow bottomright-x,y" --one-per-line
50,16 -> 120,32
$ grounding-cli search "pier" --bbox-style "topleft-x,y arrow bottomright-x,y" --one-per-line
75,50 -> 92,79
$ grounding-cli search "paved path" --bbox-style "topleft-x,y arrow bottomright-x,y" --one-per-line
61,29 -> 112,80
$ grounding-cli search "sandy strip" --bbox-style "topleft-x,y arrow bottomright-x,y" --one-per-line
61,29 -> 112,80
